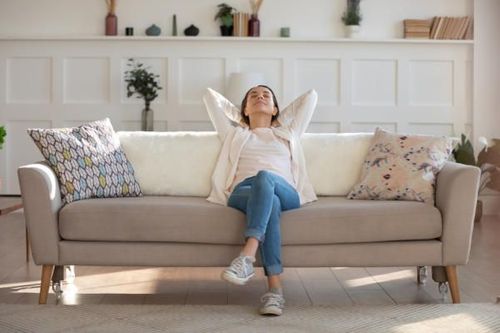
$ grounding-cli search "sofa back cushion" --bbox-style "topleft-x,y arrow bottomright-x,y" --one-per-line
118,131 -> 221,196
301,133 -> 373,195
117,131 -> 373,196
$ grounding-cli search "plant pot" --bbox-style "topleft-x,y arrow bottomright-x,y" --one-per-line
142,107 -> 154,131
474,199 -> 483,223
220,25 -> 233,36
345,25 -> 361,38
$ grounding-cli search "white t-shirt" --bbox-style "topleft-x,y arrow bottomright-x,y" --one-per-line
230,127 -> 296,191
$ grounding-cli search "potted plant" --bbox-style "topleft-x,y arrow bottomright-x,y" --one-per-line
341,0 -> 362,38
215,3 -> 235,36
0,126 -> 6,191
124,58 -> 162,131
452,134 -> 500,222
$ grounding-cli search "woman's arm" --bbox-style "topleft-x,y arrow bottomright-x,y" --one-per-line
277,89 -> 318,136
203,88 -> 243,141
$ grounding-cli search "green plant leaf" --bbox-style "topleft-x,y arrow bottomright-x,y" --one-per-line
0,125 -> 6,150
452,133 -> 476,165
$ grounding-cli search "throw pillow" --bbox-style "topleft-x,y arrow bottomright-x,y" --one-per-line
347,127 -> 453,204
27,118 -> 142,204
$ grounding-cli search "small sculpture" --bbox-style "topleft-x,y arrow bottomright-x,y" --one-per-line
146,24 -> 161,36
184,24 -> 200,36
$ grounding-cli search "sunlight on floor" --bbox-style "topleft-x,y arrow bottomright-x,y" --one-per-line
394,313 -> 489,332
344,269 -> 414,288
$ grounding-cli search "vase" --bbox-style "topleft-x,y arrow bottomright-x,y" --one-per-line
345,25 -> 360,38
142,107 -> 154,131
105,13 -> 118,36
172,14 -> 178,36
220,25 -> 233,36
146,24 -> 161,36
248,14 -> 260,37
474,199 -> 483,223
184,24 -> 200,36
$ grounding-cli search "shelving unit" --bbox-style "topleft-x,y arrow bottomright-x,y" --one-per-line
0,35 -> 474,44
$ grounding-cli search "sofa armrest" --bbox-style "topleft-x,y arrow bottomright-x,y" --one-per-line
18,162 -> 61,264
436,161 -> 480,265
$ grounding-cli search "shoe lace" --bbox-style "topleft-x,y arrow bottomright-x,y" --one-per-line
230,256 -> 250,275
261,292 -> 285,307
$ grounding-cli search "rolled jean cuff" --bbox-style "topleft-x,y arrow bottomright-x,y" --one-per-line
244,228 -> 265,242
264,264 -> 283,276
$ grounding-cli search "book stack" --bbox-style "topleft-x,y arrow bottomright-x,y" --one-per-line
430,16 -> 472,39
233,12 -> 250,37
404,19 -> 433,39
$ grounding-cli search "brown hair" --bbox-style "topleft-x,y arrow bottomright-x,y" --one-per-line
240,85 -> 280,126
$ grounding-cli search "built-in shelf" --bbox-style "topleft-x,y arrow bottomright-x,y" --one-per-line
0,35 -> 475,44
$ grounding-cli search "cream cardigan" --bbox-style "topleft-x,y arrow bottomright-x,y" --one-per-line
203,88 -> 318,206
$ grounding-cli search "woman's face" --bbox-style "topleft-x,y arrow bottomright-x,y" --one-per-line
244,86 -> 277,118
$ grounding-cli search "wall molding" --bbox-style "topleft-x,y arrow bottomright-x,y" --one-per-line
0,38 -> 473,194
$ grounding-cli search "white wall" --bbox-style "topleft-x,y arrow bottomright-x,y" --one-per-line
473,0 -> 500,216
0,0 -> 472,38
474,0 -> 500,144
1,0 -> 499,216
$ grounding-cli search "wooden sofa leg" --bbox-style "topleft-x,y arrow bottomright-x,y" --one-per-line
445,265 -> 461,304
39,264 -> 54,304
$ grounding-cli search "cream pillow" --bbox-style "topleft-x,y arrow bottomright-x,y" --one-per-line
301,133 -> 373,195
347,127 -> 453,204
117,131 -> 221,196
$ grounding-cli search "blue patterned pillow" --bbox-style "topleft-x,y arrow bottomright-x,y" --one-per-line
27,118 -> 142,204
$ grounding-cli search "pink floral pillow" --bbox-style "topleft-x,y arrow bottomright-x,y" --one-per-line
347,127 -> 453,204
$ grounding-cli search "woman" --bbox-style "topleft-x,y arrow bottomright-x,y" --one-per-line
203,85 -> 318,316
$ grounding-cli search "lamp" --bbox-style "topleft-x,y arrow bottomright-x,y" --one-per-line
226,72 -> 265,108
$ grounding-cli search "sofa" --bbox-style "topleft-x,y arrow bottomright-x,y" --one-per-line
17,131 -> 480,304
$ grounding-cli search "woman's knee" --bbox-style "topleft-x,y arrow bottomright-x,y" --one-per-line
254,170 -> 274,186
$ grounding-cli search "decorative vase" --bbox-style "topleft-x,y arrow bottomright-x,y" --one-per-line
474,199 -> 483,223
248,14 -> 260,37
345,25 -> 361,38
172,14 -> 178,36
184,24 -> 200,36
105,13 -> 118,36
220,25 -> 233,36
142,107 -> 154,131
146,24 -> 161,36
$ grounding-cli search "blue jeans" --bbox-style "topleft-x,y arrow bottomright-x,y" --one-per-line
227,170 -> 301,276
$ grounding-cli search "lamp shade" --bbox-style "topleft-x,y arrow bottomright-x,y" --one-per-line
226,72 -> 265,108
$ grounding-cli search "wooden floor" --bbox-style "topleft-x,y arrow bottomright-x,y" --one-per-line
0,210 -> 499,306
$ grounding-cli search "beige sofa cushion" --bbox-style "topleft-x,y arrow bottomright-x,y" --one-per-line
59,196 -> 442,245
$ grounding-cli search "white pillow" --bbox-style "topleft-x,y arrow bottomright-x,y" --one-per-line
117,131 -> 221,196
118,131 -> 375,197
301,133 -> 374,195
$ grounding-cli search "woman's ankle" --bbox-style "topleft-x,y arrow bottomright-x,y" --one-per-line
241,237 -> 259,257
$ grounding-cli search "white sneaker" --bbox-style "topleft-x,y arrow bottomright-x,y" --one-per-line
221,255 -> 255,285
259,291 -> 285,316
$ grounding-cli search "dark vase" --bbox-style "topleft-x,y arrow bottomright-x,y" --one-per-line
105,13 -> 118,36
184,24 -> 200,36
142,105 -> 154,131
248,14 -> 260,37
220,25 -> 233,36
